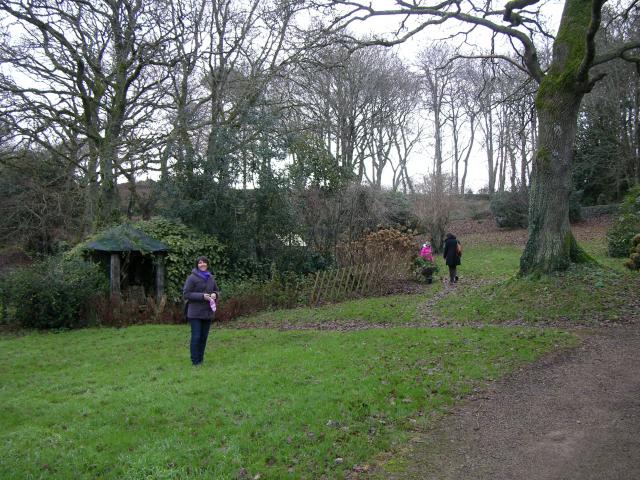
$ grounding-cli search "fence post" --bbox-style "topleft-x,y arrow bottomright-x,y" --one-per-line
315,271 -> 327,305
361,263 -> 372,295
335,266 -> 348,301
328,268 -> 339,302
343,265 -> 355,299
310,271 -> 320,305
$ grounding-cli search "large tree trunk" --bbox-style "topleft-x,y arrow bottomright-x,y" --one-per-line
519,0 -> 602,275
95,143 -> 121,229
520,91 -> 589,274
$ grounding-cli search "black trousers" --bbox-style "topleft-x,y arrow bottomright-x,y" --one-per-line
448,265 -> 458,283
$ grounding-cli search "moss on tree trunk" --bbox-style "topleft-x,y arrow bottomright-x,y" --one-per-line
519,0 -> 599,275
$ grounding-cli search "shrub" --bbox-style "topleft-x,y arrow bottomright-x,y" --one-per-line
0,257 -> 108,329
607,186 -> 640,257
412,255 -> 439,282
335,227 -> 416,267
490,190 -> 529,228
569,190 -> 583,223
411,173 -> 459,252
266,245 -> 329,277
0,151 -> 83,255
134,218 -> 227,302
581,204 -> 620,218
92,296 -> 185,327
623,234 -> 640,271
608,214 -> 640,257
216,267 -> 315,321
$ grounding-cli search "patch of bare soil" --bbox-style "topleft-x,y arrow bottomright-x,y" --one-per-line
367,323 -> 640,480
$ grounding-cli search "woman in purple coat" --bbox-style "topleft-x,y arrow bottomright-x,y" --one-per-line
183,256 -> 219,366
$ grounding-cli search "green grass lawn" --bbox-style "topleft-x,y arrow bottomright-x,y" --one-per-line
0,325 -> 572,479
2,239 -> 634,478
454,244 -> 523,280
241,244 -> 523,330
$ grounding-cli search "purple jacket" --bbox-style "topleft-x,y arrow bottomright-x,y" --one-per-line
183,269 -> 219,320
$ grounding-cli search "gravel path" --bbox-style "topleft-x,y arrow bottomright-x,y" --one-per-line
370,324 -> 640,479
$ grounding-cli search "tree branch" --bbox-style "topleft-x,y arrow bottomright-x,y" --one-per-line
319,0 -> 545,83
577,0 -> 606,82
503,0 -> 542,26
592,40 -> 640,67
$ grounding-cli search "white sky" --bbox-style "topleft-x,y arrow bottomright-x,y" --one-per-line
3,0 -> 567,193
347,0 -> 566,192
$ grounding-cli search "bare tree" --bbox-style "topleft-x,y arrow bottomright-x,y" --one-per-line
317,0 -> 640,274
289,44 -> 420,186
411,173 -> 459,252
361,54 -> 421,188
198,0 -> 308,187
416,48 -> 480,195
579,8 -> 640,191
157,0 -> 210,181
291,45 -> 379,178
471,59 -> 504,194
390,116 -> 423,194
442,61 -> 479,194
0,0 -> 173,230
417,43 -> 454,178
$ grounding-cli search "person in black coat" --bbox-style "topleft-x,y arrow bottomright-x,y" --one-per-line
183,256 -> 219,366
443,233 -> 461,284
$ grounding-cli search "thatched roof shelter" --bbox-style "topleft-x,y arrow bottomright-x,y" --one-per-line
86,224 -> 168,300
87,224 -> 168,253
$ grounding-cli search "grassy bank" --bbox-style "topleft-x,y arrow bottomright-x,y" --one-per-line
241,239 -> 636,330
432,241 -> 638,324
242,286 -> 441,328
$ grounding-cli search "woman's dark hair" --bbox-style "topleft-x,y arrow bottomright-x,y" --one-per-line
445,233 -> 454,239
196,256 -> 210,267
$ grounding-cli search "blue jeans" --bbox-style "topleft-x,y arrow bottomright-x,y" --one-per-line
189,318 -> 212,365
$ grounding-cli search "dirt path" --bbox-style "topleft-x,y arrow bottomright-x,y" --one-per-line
370,323 -> 640,479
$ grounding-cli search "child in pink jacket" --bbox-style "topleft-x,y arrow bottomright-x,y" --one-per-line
420,242 -> 434,262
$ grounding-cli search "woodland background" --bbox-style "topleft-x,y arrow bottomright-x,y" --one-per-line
0,0 -> 638,291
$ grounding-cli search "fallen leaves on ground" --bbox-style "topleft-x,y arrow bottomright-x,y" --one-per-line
448,215 -> 614,247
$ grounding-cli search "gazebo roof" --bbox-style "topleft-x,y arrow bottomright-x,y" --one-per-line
87,224 -> 168,253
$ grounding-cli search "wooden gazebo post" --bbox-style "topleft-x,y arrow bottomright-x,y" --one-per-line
110,253 -> 121,298
155,254 -> 166,302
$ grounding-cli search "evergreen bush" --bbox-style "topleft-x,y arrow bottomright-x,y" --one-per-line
623,234 -> 640,271
487,189 -> 579,228
489,191 -> 529,228
569,190 -> 583,223
607,186 -> 640,257
0,257 -> 108,329
133,218 -> 227,302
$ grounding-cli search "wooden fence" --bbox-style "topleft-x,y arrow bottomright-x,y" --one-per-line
308,252 -> 412,305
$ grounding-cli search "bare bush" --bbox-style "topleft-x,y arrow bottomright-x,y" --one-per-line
335,227 -> 416,267
295,183 -> 412,257
411,174 -> 461,252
